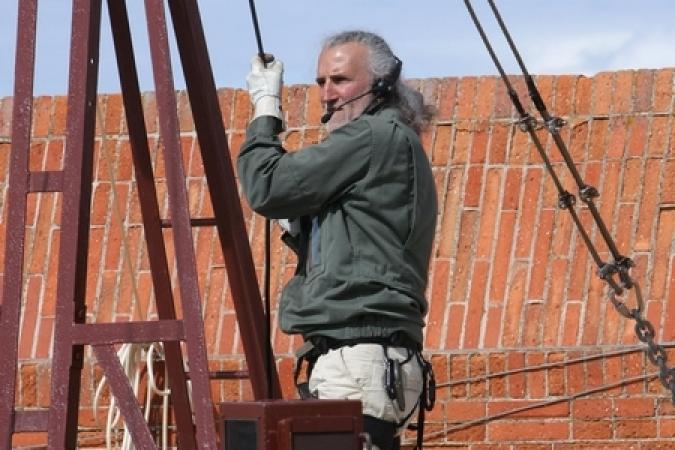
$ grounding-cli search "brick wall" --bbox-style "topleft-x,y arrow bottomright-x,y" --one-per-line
1,68 -> 674,448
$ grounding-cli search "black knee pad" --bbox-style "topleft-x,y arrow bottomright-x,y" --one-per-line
363,415 -> 400,450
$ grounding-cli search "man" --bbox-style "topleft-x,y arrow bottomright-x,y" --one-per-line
238,30 -> 437,450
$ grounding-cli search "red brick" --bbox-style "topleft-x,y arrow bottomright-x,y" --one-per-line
492,79 -> 512,119
475,168 -> 501,258
283,85 -> 306,129
621,158 -> 643,202
487,400 -> 569,418
475,77 -> 496,120
453,125 -> 472,164
470,123 -> 489,164
18,276 -> 42,359
568,119 -> 589,162
554,75 -> 576,117
104,93 -> 124,134
606,116 -> 628,159
615,418 -> 657,438
514,168 -> 542,258
660,418 -> 675,437
581,276 -> 606,346
426,259 -> 450,349
613,398 -> 656,418
28,193 -> 56,275
432,124 -> 452,166
634,69 -> 655,112
464,261 -> 489,348
542,259 -> 568,346
52,95 -> 68,136
457,77 -> 477,120
468,354 -> 487,398
561,302 -> 581,346
488,123 -> 510,164
502,264 -> 527,348
648,116 -> 671,157
449,354 -> 468,398
217,87 -> 235,129
444,304 -> 465,350
175,90 -> 193,133
32,96 -> 52,138
451,210 -> 479,303
489,211 -> 516,303
527,209 -> 554,300
663,260 -> 675,341
0,97 -> 12,136
436,78 -> 458,122
592,72 -> 613,116
232,89 -> 252,130
634,159 -> 661,250
566,351 -> 586,395
509,124 -> 531,164
628,116 -> 649,157
572,398 -> 613,419
612,70 -> 634,114
574,76 -> 592,116
525,352 -> 546,398
588,118 -> 608,161
507,352 -> 526,398
572,420 -> 613,440
653,69 -> 674,113
446,400 -> 486,421
488,420 -> 569,441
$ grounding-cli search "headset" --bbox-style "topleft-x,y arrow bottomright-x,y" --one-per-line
371,56 -> 403,97
321,56 -> 403,124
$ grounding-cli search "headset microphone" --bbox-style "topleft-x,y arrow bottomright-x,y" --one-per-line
320,56 -> 403,125
320,89 -> 375,124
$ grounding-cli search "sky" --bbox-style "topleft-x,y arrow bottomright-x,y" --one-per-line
1,0 -> 675,97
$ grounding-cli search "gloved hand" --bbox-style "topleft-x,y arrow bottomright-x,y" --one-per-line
246,55 -> 284,121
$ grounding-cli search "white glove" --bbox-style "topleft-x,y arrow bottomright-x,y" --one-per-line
246,55 -> 283,121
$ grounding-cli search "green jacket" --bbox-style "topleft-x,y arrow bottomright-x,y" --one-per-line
237,107 -> 437,345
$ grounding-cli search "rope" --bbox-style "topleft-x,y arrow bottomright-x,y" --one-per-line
435,345 -> 675,389
247,0 -> 275,400
417,372 -> 658,443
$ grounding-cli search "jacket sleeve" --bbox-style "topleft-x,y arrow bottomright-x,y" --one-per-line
237,116 -> 372,219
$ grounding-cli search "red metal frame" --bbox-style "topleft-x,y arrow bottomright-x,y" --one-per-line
1,0 -> 280,448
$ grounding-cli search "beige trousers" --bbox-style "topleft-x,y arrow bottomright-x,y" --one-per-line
308,343 -> 422,436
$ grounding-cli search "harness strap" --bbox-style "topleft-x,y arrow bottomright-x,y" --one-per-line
293,335 -> 436,447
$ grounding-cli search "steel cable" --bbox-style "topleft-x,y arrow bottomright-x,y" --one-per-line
463,0 -> 675,405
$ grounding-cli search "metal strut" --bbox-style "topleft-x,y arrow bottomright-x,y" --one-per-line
1,0 -> 281,448
464,0 -> 675,404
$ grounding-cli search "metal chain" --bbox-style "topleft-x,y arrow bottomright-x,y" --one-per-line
464,0 -> 675,405
610,282 -> 675,403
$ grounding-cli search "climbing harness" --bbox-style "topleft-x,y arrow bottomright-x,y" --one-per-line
293,334 -> 435,449
464,0 -> 675,405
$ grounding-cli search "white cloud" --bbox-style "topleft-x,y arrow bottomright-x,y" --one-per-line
525,31 -> 635,75
607,27 -> 675,71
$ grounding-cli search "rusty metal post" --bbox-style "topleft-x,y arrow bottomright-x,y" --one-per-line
166,0 -> 282,400
47,0 -> 103,447
106,0 -> 198,447
2,0 -> 281,447
143,0 -> 219,447
0,0 -> 41,444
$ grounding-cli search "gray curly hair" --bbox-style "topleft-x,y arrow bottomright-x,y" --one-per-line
322,30 -> 434,134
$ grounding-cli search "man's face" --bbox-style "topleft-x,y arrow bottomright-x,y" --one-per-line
316,42 -> 374,131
